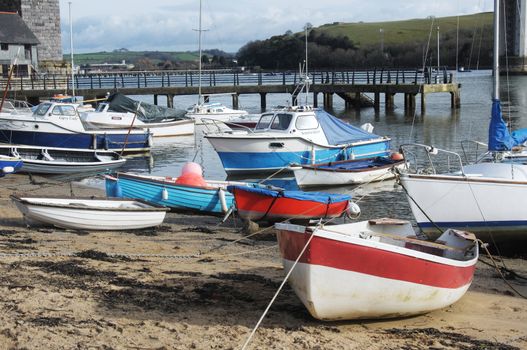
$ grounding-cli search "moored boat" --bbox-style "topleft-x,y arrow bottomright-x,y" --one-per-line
396,0 -> 527,242
292,155 -> 405,188
205,106 -> 391,175
0,155 -> 23,177
0,145 -> 125,174
274,218 -> 478,320
105,163 -> 255,215
186,102 -> 249,125
10,195 -> 169,230
80,94 -> 195,138
227,185 -> 352,222
0,101 -> 152,153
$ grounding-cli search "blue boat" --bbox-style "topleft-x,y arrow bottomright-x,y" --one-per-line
0,102 -> 152,153
105,172 -> 253,215
204,107 -> 391,175
0,155 -> 23,177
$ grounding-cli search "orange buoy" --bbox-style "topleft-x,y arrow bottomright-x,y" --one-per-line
175,162 -> 207,187
390,152 -> 404,161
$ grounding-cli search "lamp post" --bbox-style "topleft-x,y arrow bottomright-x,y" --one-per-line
380,28 -> 384,54
68,2 -> 75,99
437,26 -> 440,72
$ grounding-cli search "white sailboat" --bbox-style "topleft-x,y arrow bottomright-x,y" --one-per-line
185,0 -> 249,125
397,0 -> 527,241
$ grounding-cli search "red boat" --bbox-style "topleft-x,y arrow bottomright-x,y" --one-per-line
227,185 -> 352,221
274,219 -> 478,320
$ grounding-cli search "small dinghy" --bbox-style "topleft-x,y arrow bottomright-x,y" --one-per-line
105,162 -> 254,215
227,185 -> 354,222
274,218 -> 478,320
292,155 -> 405,188
11,195 -> 169,230
0,145 -> 125,174
0,155 -> 23,177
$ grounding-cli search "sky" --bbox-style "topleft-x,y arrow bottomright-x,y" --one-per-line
59,0 -> 493,54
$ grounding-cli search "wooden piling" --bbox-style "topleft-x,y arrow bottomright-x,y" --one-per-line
232,94 -> 239,109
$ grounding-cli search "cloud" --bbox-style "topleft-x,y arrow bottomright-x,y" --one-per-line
60,0 -> 493,53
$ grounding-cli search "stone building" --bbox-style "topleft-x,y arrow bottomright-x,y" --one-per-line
0,12 -> 39,77
0,0 -> 62,62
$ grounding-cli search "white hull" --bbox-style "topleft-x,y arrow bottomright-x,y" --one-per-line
293,164 -> 400,187
283,260 -> 471,320
11,196 -> 168,230
399,162 -> 527,238
82,114 -> 195,137
189,111 -> 249,125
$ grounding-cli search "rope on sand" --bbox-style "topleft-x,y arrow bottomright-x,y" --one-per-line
478,240 -> 527,299
0,252 -> 201,260
240,229 -> 316,350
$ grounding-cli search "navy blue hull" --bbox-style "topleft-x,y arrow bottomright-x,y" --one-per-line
0,129 -> 151,153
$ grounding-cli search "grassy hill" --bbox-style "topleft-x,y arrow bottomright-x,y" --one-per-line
68,12 -> 493,69
317,12 -> 492,48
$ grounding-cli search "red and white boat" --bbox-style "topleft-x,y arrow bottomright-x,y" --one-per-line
275,218 -> 478,320
227,185 -> 353,222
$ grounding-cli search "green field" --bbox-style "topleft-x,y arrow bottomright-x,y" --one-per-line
68,51 -> 199,66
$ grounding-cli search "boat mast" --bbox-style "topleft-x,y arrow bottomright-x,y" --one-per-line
197,0 -> 203,105
69,2 -> 75,100
455,15 -> 459,72
493,0 -> 500,101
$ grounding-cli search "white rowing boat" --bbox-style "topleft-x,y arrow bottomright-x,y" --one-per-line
11,195 -> 169,230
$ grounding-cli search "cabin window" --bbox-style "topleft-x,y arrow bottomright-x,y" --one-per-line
270,113 -> 292,130
0,44 -> 7,51
95,103 -> 107,112
51,105 -> 77,116
34,103 -> 52,116
255,113 -> 274,130
296,115 -> 319,130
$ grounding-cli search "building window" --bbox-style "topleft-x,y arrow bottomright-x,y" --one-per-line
1,43 -> 8,51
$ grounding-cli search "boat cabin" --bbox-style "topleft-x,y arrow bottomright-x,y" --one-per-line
253,107 -> 329,145
32,102 -> 87,132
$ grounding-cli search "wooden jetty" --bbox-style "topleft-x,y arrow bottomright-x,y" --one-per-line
1,68 -> 459,113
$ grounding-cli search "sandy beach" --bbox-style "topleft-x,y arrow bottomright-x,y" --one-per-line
0,173 -> 526,350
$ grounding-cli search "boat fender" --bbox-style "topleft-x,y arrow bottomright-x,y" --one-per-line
390,152 -> 404,161
345,201 -> 361,219
162,187 -> 169,200
2,166 -> 14,174
218,188 -> 228,213
103,135 -> 109,150
360,123 -> 374,133
106,181 -> 123,197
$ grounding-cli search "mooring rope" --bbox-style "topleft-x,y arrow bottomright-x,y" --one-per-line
478,240 -> 527,299
240,228 -> 316,350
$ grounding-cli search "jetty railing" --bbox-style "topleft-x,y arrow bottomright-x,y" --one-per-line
0,68 -> 453,92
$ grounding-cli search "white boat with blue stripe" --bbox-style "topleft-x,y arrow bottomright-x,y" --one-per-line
204,106 -> 391,175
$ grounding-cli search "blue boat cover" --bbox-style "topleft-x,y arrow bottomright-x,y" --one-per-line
315,109 -> 382,145
227,185 -> 351,203
511,128 -> 527,145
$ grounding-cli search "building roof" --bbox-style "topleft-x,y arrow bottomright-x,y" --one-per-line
0,12 -> 40,45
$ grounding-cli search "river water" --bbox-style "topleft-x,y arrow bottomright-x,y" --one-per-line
111,70 -> 527,222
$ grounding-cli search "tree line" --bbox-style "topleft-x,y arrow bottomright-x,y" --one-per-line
236,26 -> 493,70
